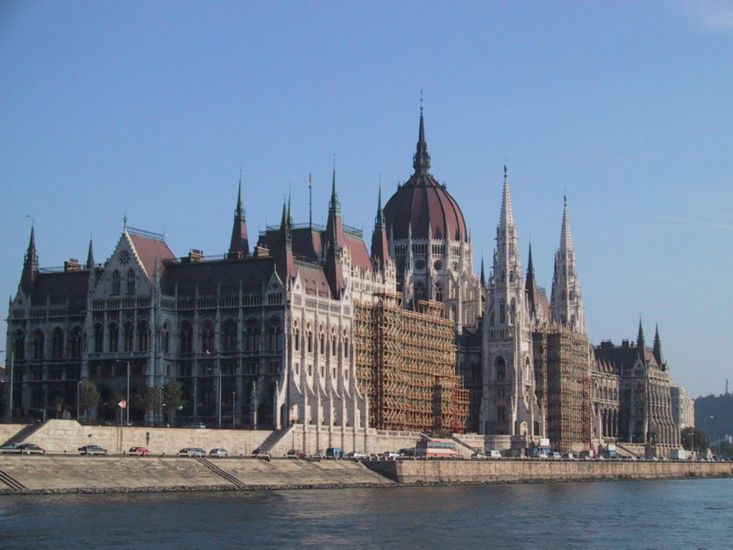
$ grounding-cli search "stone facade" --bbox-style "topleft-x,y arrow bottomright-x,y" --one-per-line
671,384 -> 695,431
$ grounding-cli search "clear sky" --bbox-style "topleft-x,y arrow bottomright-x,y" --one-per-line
1,1 -> 731,397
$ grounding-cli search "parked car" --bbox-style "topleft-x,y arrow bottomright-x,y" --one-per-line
209,448 -> 230,458
0,443 -> 22,454
399,448 -> 416,458
78,444 -> 108,456
383,451 -> 401,459
310,451 -> 325,460
18,443 -> 45,455
128,446 -> 151,456
286,449 -> 307,459
326,447 -> 343,459
471,452 -> 488,460
562,452 -> 575,460
549,452 -> 562,460
347,451 -> 369,459
488,450 -> 502,459
177,447 -> 205,457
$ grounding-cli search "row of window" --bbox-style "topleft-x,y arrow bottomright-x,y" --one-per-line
13,328 -> 83,361
110,269 -> 136,296
292,327 -> 350,359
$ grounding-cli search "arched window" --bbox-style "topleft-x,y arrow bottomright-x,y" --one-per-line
70,327 -> 83,359
32,329 -> 45,360
318,327 -> 325,355
109,322 -> 119,353
435,283 -> 443,302
111,270 -> 121,295
162,323 -> 169,353
510,299 -> 516,325
306,326 -> 313,353
51,328 -> 64,359
498,405 -> 506,422
94,323 -> 104,353
201,320 -> 215,353
245,319 -> 260,352
126,269 -> 136,295
343,335 -> 349,359
415,281 -> 426,301
123,322 -> 134,352
180,321 -> 193,354
14,330 -> 25,361
294,323 -> 300,352
495,356 -> 506,381
499,300 -> 506,324
137,321 -> 149,351
222,319 -> 237,352
267,318 -> 281,351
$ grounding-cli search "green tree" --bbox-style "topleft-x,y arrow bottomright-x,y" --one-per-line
52,393 -> 64,418
78,381 -> 100,420
161,379 -> 184,426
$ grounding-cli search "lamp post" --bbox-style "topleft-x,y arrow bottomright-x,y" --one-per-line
76,379 -> 81,420
1,350 -> 14,422
232,391 -> 236,429
113,360 -> 131,425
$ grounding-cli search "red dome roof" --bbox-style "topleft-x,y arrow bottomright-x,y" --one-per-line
383,110 -> 468,242
384,174 -> 468,242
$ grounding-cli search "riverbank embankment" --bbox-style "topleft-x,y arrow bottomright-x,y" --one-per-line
0,455 -> 731,495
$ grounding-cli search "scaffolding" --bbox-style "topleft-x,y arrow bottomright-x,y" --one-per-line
533,325 -> 592,452
354,292 -> 469,434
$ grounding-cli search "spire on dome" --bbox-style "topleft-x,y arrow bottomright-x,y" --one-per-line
228,175 -> 249,258
413,105 -> 431,175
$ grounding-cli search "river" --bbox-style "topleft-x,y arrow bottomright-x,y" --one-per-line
1,479 -> 732,547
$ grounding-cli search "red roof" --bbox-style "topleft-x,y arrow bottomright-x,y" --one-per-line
383,174 -> 467,242
128,233 -> 176,279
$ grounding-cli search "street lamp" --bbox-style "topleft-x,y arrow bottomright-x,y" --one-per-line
232,391 -> 236,429
76,379 -> 81,421
113,360 -> 131,425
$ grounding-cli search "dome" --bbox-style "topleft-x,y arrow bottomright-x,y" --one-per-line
383,111 -> 468,243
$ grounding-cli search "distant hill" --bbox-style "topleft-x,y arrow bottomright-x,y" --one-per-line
695,394 -> 733,442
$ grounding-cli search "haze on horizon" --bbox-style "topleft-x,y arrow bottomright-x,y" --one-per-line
1,1 -> 731,398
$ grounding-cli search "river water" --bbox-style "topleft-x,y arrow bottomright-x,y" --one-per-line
1,479 -> 732,548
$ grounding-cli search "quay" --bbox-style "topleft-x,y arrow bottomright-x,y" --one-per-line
0,455 -> 730,496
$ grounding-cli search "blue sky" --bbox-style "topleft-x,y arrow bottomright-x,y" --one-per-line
1,1 -> 731,397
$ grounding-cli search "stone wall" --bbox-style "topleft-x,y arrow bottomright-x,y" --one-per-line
365,458 -> 733,484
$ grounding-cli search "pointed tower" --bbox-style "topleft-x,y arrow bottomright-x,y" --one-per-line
86,236 -> 95,270
637,318 -> 646,360
274,198 -> 294,279
413,105 -> 431,175
550,196 -> 586,334
525,242 -> 540,321
480,256 -> 486,288
20,226 -> 38,293
324,167 -> 346,298
481,166 -> 542,445
371,185 -> 390,270
228,177 -> 249,259
653,324 -> 664,367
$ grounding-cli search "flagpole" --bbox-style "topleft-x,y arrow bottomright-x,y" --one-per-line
308,173 -> 312,228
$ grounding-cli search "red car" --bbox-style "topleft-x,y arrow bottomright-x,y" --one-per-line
129,446 -> 152,456
286,449 -> 307,459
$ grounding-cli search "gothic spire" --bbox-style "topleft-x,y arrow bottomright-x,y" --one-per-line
86,235 -> 95,270
527,241 -> 534,278
499,164 -> 515,229
228,175 -> 249,258
324,166 -> 346,298
480,255 -> 486,287
20,225 -> 38,292
413,106 -> 431,175
329,163 -> 340,215
637,318 -> 646,359
559,194 -> 573,252
653,323 -> 664,366
371,184 -> 390,269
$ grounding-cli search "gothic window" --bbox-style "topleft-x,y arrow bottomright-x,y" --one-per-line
267,318 -> 281,351
433,260 -> 443,271
137,321 -> 149,351
123,322 -> 134,352
343,336 -> 349,359
222,320 -> 237,352
201,320 -> 215,353
126,269 -> 136,295
70,327 -> 83,359
499,300 -> 506,324
319,327 -> 325,355
244,319 -> 260,352
435,283 -> 443,302
112,270 -> 121,295
180,321 -> 193,354
109,322 -> 119,353
51,328 -> 64,359
489,309 -> 495,327
306,324 -> 313,353
162,323 -> 170,353
498,405 -> 506,422
331,330 -> 337,357
510,299 -> 516,325
495,356 -> 506,380
415,281 -> 426,301
509,270 -> 515,283
294,327 -> 300,352
94,323 -> 104,353
14,329 -> 25,361
415,259 -> 425,270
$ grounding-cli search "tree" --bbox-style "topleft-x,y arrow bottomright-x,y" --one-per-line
161,379 -> 184,426
681,427 -> 710,453
52,394 -> 64,418
78,381 -> 100,420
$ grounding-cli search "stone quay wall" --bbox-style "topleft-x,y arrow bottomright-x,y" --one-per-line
364,458 -> 733,484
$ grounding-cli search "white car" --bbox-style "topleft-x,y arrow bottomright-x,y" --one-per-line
209,448 -> 230,458
178,447 -> 205,457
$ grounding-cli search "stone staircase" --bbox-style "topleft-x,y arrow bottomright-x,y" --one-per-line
1,422 -> 46,446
